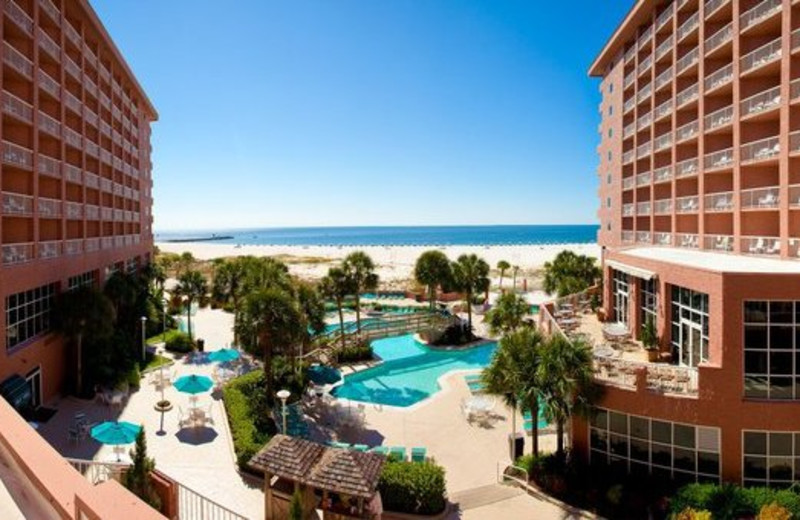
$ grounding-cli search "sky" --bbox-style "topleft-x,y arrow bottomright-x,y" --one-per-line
90,1 -> 632,232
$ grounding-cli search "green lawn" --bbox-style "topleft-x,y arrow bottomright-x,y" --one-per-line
146,329 -> 182,346
140,353 -> 171,372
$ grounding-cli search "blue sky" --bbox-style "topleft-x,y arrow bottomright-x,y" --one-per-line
91,1 -> 631,231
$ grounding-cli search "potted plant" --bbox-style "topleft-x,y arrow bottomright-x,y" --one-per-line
641,318 -> 659,362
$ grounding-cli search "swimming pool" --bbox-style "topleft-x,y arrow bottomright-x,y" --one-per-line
331,334 -> 497,407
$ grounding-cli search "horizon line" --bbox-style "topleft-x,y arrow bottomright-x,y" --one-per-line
154,223 -> 600,234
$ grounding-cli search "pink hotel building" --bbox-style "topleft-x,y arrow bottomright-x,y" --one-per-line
580,0 -> 800,486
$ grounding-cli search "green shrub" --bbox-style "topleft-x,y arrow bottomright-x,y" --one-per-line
335,342 -> 373,364
378,460 -> 446,515
126,365 -> 141,390
759,502 -> 792,520
674,508 -> 712,520
670,483 -> 800,519
222,370 -> 273,472
165,332 -> 195,353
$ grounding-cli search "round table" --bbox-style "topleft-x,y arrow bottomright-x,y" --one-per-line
603,322 -> 630,341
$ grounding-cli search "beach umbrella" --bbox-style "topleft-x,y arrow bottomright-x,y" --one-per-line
174,374 -> 213,395
91,421 -> 141,445
207,348 -> 240,363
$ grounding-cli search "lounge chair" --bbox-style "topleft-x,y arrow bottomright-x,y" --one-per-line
389,447 -> 406,461
369,446 -> 389,455
329,441 -> 351,449
411,447 -> 427,463
352,444 -> 368,452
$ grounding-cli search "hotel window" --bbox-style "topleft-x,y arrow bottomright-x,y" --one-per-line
608,151 -> 612,162
608,128 -> 613,139
6,283 -> 57,351
607,197 -> 611,208
670,286 -> 709,368
607,173 -> 612,184
590,407 -> 720,484
743,301 -> 800,400
609,83 -> 614,94
68,270 -> 96,291
612,270 -> 630,325
640,278 -> 657,331
608,105 -> 613,116
742,431 -> 800,487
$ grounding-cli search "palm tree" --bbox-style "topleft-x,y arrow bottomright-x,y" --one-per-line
537,334 -> 598,460
511,265 -> 520,292
343,251 -> 379,334
237,288 -> 304,397
174,270 -> 208,341
320,267 -> 354,349
542,250 -> 602,298
296,281 -> 326,367
497,260 -> 510,291
414,250 -> 452,312
485,292 -> 529,336
451,254 -> 490,332
212,257 -> 251,345
54,287 -> 115,396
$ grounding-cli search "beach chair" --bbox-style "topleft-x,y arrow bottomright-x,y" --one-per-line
389,446 -> 406,461
352,444 -> 368,452
369,446 -> 389,456
330,441 -> 351,449
411,447 -> 427,463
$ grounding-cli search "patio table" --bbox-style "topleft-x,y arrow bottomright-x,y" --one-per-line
594,344 -> 618,358
603,322 -> 630,342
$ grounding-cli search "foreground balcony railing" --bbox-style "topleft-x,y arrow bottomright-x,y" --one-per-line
705,22 -> 732,53
705,63 -> 733,92
789,184 -> 800,207
3,141 -> 33,170
740,0 -> 782,32
623,203 -> 634,217
636,231 -> 651,244
622,176 -> 635,191
636,171 -> 651,187
675,120 -> 698,143
39,240 -> 61,259
594,356 -> 699,396
677,12 -> 699,42
2,192 -> 33,215
704,105 -> 733,131
742,236 -> 780,255
655,66 -> 673,90
704,147 -> 733,171
676,233 -> 700,249
622,230 -> 634,243
637,112 -> 653,130
654,132 -> 672,151
2,242 -> 34,265
705,234 -> 734,252
654,232 -> 672,246
705,191 -> 734,212
655,99 -> 672,120
705,0 -> 730,18
677,48 -> 699,74
741,38 -> 782,74
653,198 -> 672,215
653,165 -> 672,183
741,85 -> 781,118
676,82 -> 699,107
637,142 -> 652,159
656,37 -> 673,61
675,157 -> 699,178
638,56 -> 652,77
2,91 -> 32,123
637,202 -> 651,216
657,4 -> 674,28
741,135 -> 779,163
676,195 -> 699,213
741,185 -> 780,209
637,83 -> 652,103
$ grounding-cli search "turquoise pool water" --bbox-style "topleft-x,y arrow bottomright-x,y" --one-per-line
332,334 -> 498,407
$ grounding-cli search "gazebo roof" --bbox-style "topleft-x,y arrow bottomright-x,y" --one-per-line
249,435 -> 385,500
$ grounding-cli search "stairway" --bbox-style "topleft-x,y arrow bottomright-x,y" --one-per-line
449,483 -> 524,511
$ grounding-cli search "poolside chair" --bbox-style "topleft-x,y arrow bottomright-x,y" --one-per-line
369,446 -> 389,456
411,447 -> 427,463
389,447 -> 407,461
329,441 -> 351,449
351,444 -> 368,452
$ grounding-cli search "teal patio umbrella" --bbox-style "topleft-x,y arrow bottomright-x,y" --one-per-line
91,421 -> 141,461
173,374 -> 213,395
207,348 -> 240,363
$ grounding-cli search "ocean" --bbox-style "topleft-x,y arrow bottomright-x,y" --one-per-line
155,225 -> 599,247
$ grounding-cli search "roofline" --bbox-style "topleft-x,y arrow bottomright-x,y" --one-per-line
79,0 -> 158,120
588,0 -> 648,78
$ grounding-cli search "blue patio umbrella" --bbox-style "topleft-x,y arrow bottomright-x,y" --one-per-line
173,374 -> 213,395
91,421 -> 141,445
207,348 -> 240,363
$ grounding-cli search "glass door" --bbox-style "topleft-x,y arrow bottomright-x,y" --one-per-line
615,288 -> 629,326
678,319 -> 703,368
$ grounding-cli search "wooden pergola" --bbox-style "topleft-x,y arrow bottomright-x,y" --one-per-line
249,435 -> 385,520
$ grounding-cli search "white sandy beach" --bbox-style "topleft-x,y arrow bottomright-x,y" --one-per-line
156,242 -> 601,289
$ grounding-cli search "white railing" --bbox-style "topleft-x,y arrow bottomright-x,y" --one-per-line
623,203 -> 635,217
705,191 -> 734,212
65,201 -> 82,219
625,46 -> 636,63
676,48 -> 699,74
2,243 -> 34,265
4,42 -> 32,78
677,12 -> 699,42
622,230 -> 635,243
653,198 -> 672,215
705,234 -> 734,252
637,141 -> 652,159
656,37 -> 673,61
705,105 -> 733,131
623,150 -> 635,164
37,28 -> 59,61
742,236 -> 781,255
594,356 -> 699,396
740,0 -> 782,32
676,82 -> 698,107
37,111 -> 60,137
793,28 -> 800,52
792,79 -> 800,101
741,186 -> 780,209
704,147 -> 734,171
624,73 -> 635,89
623,123 -> 635,139
639,25 -> 653,49
639,55 -> 653,76
676,157 -> 699,177
655,99 -> 673,120
705,63 -> 733,93
654,232 -> 672,246
624,97 -> 636,113
39,240 -> 61,259
85,205 -> 99,220
64,164 -> 81,184
171,476 -> 250,520
705,0 -> 729,18
2,192 -> 33,215
65,458 -> 129,485
623,176 -> 635,191
741,38 -> 782,74
676,120 -> 698,142
5,0 -> 33,35
64,239 -> 83,255
790,184 -> 800,207
38,154 -> 60,178
654,131 -> 672,151
637,83 -> 652,103
676,233 -> 700,249
636,231 -> 651,244
38,197 -> 61,218
741,135 -> 780,163
85,237 -> 99,252
38,69 -> 60,98
653,165 -> 672,183
2,91 -> 32,123
742,85 -> 781,118
657,5 -> 674,28
655,66 -> 673,91
791,131 -> 800,153
65,90 -> 81,114
676,195 -> 699,213
65,55 -> 81,81
636,171 -> 652,186
637,201 -> 651,216
705,23 -> 732,53
637,111 -> 653,130
3,141 -> 33,170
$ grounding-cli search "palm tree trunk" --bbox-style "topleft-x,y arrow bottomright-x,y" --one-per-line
355,293 -> 362,335
232,296 -> 239,346
262,332 -> 274,399
186,298 -> 193,341
499,272 -> 504,291
556,419 -> 565,460
530,397 -> 540,456
466,290 -> 473,331
428,285 -> 435,312
337,298 -> 346,350
76,333 -> 83,396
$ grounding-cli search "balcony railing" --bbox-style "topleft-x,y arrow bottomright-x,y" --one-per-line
705,63 -> 733,92
623,123 -> 635,139
637,83 -> 652,103
655,99 -> 673,120
790,184 -> 800,207
3,141 -> 33,170
742,85 -> 781,118
2,91 -> 32,123
705,105 -> 733,131
655,66 -> 673,90
740,0 -> 782,32
653,165 -> 672,183
654,232 -> 672,246
85,140 -> 99,158
65,202 -> 82,219
84,44 -> 97,68
705,191 -> 734,212
654,132 -> 672,151
705,0 -> 730,18
39,240 -> 61,259
705,234 -> 734,252
64,21 -> 80,47
656,37 -> 673,61
101,236 -> 113,249
37,28 -> 59,61
793,28 -> 800,52
676,232 -> 700,249
5,1 -> 33,35
99,62 -> 110,83
65,90 -> 81,114
791,131 -> 800,153
676,195 -> 699,213
638,55 -> 653,76
65,55 -> 81,80
2,192 -> 33,215
637,202 -> 651,216
639,26 -> 653,49
2,243 -> 34,265
625,46 -> 636,63
85,237 -> 99,252
676,83 -> 699,107
705,23 -> 732,53
594,356 -> 699,396
84,77 -> 97,98
657,5 -> 674,28
64,239 -> 83,256
653,198 -> 672,214
676,48 -> 699,74
624,97 -> 635,114
623,176 -> 635,191
38,69 -> 60,99
636,231 -> 651,244
792,79 -> 800,101
4,42 -> 32,78
741,38 -> 782,74
636,171 -> 652,187
637,111 -> 653,130
64,127 -> 82,149
38,0 -> 59,24
676,120 -> 698,143
637,142 -> 652,159
623,203 -> 635,217
37,111 -> 60,137
100,178 -> 112,193
85,205 -> 99,220
624,73 -> 635,89
676,157 -> 699,177
742,236 -> 780,255
64,164 -> 81,184
704,147 -> 734,171
741,186 -> 780,209
38,197 -> 61,218
38,154 -> 60,178
741,135 -> 779,163
85,173 -> 99,190
677,12 -> 699,42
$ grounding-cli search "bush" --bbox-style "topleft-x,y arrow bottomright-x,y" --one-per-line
165,332 -> 195,353
125,365 -> 141,390
335,342 -> 373,364
431,323 -> 476,347
378,460 -> 447,515
670,483 -> 800,519
759,502 -> 792,520
222,370 -> 273,472
674,508 -> 712,520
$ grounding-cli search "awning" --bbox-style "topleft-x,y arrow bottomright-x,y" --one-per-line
606,260 -> 656,281
0,375 -> 31,412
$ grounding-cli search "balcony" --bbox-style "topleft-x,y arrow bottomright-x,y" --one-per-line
654,131 -> 672,152
741,186 -> 779,209
64,239 -> 83,256
741,38 -> 782,75
64,127 -> 82,149
85,205 -> 99,220
676,195 -> 699,213
791,131 -> 800,154
4,42 -> 32,78
85,237 -> 99,252
705,0 -> 730,18
704,234 -> 734,252
637,141 -> 652,159
3,141 -> 33,170
653,165 -> 672,183
623,176 -> 635,191
38,69 -> 60,99
37,28 -> 60,62
623,123 -> 635,139
65,55 -> 81,81
676,48 -> 698,75
654,232 -> 672,246
676,232 -> 700,249
742,236 -> 780,255
100,178 -> 112,193
2,243 -> 34,265
38,154 -> 60,179
100,91 -> 110,110
64,22 -> 80,48
657,5 -> 674,29
705,63 -> 733,92
705,191 -> 734,212
624,73 -> 635,90
675,120 -> 698,143
85,108 -> 98,130
636,231 -> 651,244
675,157 -> 699,177
637,202 -> 651,216
2,91 -> 32,124
38,197 -> 61,218
704,105 -> 733,132
85,77 -> 97,99
655,67 -> 673,91
2,192 -> 33,215
39,240 -> 61,259
37,111 -> 60,138
741,85 -> 781,119
677,12 -> 699,42
741,135 -> 779,164
65,90 -> 81,115
85,140 -> 99,158
740,0 -> 782,33
99,62 -> 110,83
676,82 -> 698,107
636,171 -> 652,187
65,202 -> 82,219
38,0 -> 60,25
639,26 -> 653,49
792,79 -> 800,102
84,44 -> 97,68
654,99 -> 673,121
637,111 -> 653,130
791,184 -> 800,207
638,55 -> 653,77
705,23 -> 732,54
793,28 -> 800,53
656,37 -> 673,61
63,164 -> 80,184
653,198 -> 672,215
623,203 -> 635,217
637,83 -> 652,103
704,148 -> 734,171
5,1 -> 33,36
101,236 -> 113,249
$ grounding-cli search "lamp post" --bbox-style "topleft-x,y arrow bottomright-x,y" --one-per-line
140,316 -> 147,361
162,297 -> 168,345
276,389 -> 291,434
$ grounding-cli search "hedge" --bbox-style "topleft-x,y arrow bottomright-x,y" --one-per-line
222,371 -> 271,471
335,343 -> 373,364
378,460 -> 447,515
670,483 -> 800,519
165,332 -> 194,353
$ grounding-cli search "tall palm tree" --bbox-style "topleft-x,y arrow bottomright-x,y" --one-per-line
54,287 -> 115,396
537,334 -> 598,459
414,250 -> 452,312
543,250 -> 602,298
485,292 -> 529,336
343,251 -> 379,334
320,267 -> 354,349
296,281 -> 326,367
174,270 -> 208,341
451,254 -> 490,332
237,288 -> 304,397
496,260 -> 510,291
511,265 -> 520,292
212,257 -> 251,345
